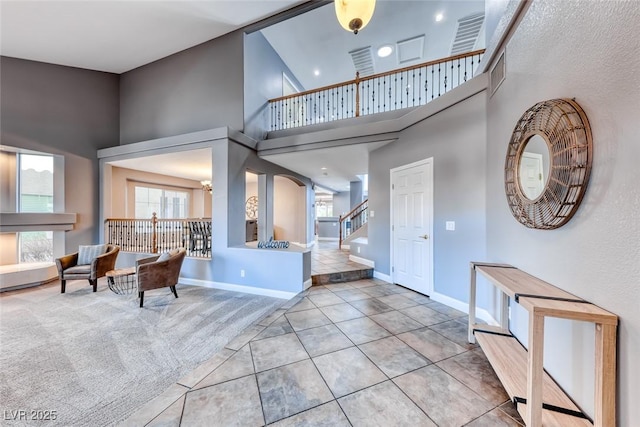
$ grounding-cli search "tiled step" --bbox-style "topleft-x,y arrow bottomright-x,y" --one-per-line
311,268 -> 373,285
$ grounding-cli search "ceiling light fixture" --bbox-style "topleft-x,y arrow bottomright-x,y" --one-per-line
201,180 -> 212,194
377,45 -> 393,58
335,0 -> 376,35
435,13 -> 444,22
314,69 -> 320,76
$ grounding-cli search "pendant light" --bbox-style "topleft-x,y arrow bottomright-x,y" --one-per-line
335,0 -> 376,35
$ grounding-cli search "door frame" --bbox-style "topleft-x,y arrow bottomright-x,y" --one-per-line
389,157 -> 434,295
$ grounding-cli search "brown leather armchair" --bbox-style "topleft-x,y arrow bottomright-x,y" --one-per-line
136,248 -> 186,307
56,245 -> 120,293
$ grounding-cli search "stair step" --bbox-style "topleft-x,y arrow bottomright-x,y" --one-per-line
311,268 -> 373,285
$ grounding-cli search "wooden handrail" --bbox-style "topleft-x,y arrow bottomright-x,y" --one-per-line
359,49 -> 485,82
339,198 -> 368,223
103,217 -> 211,222
268,49 -> 485,103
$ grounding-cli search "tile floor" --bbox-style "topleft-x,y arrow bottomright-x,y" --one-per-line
310,241 -> 370,276
128,278 -> 525,426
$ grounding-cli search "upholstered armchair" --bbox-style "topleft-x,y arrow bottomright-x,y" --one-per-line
136,248 -> 186,307
56,245 -> 120,293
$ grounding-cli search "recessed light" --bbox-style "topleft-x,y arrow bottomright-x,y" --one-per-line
377,45 -> 393,58
314,69 -> 320,76
435,13 -> 444,22
321,167 -> 327,170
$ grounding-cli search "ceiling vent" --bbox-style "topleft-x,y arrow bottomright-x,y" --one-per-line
349,46 -> 375,77
450,12 -> 485,55
397,35 -> 425,65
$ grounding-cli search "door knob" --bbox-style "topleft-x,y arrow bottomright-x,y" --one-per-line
419,234 -> 429,239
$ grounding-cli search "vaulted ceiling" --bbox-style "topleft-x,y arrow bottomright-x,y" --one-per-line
1,0 -> 485,191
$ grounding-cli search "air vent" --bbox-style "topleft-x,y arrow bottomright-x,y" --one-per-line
349,46 -> 375,77
490,51 -> 505,96
397,35 -> 425,65
450,12 -> 485,55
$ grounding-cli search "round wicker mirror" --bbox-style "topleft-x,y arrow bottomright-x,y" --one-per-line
504,98 -> 592,229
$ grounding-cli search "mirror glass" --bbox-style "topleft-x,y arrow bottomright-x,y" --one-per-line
518,134 -> 550,200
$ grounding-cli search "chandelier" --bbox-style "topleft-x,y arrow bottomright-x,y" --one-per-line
335,0 -> 376,34
201,180 -> 212,194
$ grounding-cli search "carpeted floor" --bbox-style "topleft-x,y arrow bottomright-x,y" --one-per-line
0,279 -> 284,426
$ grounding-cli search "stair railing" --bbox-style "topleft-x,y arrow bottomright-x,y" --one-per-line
269,49 -> 485,131
339,199 -> 368,248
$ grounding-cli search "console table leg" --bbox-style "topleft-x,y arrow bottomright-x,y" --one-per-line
527,312 -> 544,427
595,322 -> 616,427
468,263 -> 477,344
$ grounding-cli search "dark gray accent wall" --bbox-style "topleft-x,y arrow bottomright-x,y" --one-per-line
119,31 -> 245,145
0,56 -> 120,247
244,31 -> 305,141
367,92 -> 487,303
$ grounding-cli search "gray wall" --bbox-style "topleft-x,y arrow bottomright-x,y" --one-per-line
332,191 -> 350,217
208,138 -> 313,292
367,92 -> 487,303
349,180 -> 363,209
0,56 -> 120,249
485,1 -> 640,422
317,218 -> 339,239
119,31 -> 245,145
244,31 -> 305,141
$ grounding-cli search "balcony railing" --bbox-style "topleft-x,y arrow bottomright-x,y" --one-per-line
105,214 -> 211,258
269,49 -> 484,131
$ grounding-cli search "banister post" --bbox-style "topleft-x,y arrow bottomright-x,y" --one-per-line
355,72 -> 361,117
338,214 -> 343,249
152,212 -> 158,254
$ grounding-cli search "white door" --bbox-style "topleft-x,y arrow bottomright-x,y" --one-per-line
391,159 -> 433,295
519,152 -> 544,199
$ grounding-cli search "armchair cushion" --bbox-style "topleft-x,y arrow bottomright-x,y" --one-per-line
156,252 -> 172,263
78,244 -> 107,265
64,265 -> 92,275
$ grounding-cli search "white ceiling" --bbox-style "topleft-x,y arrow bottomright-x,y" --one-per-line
262,140 -> 392,192
0,0 -> 306,73
261,1 -> 485,89
109,149 -> 212,182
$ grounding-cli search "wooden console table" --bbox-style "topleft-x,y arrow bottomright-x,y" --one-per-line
468,262 -> 617,427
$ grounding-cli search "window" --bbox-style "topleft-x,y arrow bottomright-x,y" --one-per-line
19,153 -> 53,213
18,153 -> 54,262
134,185 -> 189,219
19,231 -> 53,262
315,195 -> 333,217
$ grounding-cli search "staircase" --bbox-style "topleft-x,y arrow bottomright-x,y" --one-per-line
339,199 -> 368,249
310,239 -> 373,285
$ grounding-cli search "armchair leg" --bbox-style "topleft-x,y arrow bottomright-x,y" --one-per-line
88,279 -> 98,292
171,286 -> 178,299
139,291 -> 144,308
61,280 -> 66,294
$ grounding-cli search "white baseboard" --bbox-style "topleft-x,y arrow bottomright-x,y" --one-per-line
303,279 -> 312,290
348,255 -> 374,268
179,277 -> 298,300
340,244 -> 350,250
430,291 -> 498,326
317,237 -> 339,241
373,271 -> 392,283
